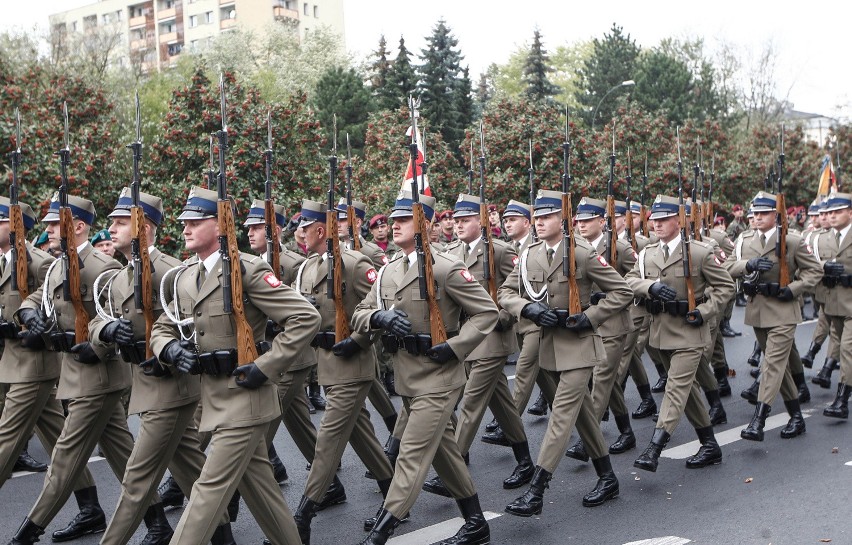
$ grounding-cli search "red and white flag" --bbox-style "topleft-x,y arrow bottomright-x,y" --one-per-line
401,113 -> 432,196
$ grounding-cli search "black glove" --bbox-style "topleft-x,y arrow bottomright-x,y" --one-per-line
494,309 -> 514,332
564,312 -> 593,331
425,342 -> 456,364
70,342 -> 100,364
332,337 -> 362,358
590,292 -> 607,305
824,261 -> 845,276
303,295 -> 320,309
370,309 -> 412,337
17,329 -> 45,350
776,286 -> 795,302
746,257 -> 774,273
685,309 -> 704,326
162,340 -> 200,375
521,301 -> 558,327
232,362 -> 268,389
99,318 -> 135,345
649,282 -> 677,302
18,308 -> 48,335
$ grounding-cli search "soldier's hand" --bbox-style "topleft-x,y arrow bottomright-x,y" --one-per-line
494,309 -> 515,332
746,257 -> 774,273
17,329 -> 46,350
649,282 -> 677,302
70,342 -> 101,364
590,292 -> 607,305
521,302 -> 558,327
303,295 -> 320,309
100,318 -> 134,345
370,310 -> 412,337
233,362 -> 268,389
685,309 -> 704,326
332,337 -> 362,358
776,286 -> 795,302
564,312 -> 593,332
162,340 -> 200,375
824,261 -> 845,276
18,308 -> 48,335
425,342 -> 456,364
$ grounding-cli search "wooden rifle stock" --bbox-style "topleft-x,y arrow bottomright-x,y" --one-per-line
60,207 -> 88,343
625,207 -> 637,253
606,195 -> 617,263
219,200 -> 259,365
326,208 -> 351,341
563,194 -> 582,315
347,205 -> 361,252
131,205 -> 154,358
777,193 -> 789,286
10,204 -> 28,299
413,203 -> 447,344
480,201 -> 497,302
678,204 -> 696,312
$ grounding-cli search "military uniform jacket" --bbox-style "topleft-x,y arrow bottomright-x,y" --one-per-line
0,243 -> 57,383
295,248 -> 377,385
150,253 -> 321,432
275,246 -> 315,373
511,235 -> 539,336
808,228 -> 832,304
89,248 -> 199,415
445,238 -> 518,360
357,238 -> 389,269
352,252 -> 498,397
591,236 -> 635,337
627,239 -> 734,351
498,238 -> 633,372
725,230 -> 822,327
818,228 -> 852,317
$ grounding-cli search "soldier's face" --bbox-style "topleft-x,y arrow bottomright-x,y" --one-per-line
489,210 -> 501,227
828,208 -> 852,230
182,218 -> 219,255
653,216 -> 679,242
454,215 -> 480,243
337,217 -> 349,238
534,213 -> 562,244
370,223 -> 388,242
246,223 -> 266,253
108,217 -> 132,254
302,223 -> 326,254
633,214 -> 642,230
577,217 -> 604,241
615,216 -> 626,233
441,215 -> 454,232
503,216 -> 530,240
391,216 -> 415,250
752,210 -> 776,231
44,221 -> 61,250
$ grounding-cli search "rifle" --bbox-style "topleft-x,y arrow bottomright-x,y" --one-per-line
625,147 -> 637,252
264,111 -> 281,279
206,136 -> 215,190
641,152 -> 649,237
215,74 -> 258,367
691,138 -> 702,242
9,108 -> 28,300
605,125 -> 617,264
128,93 -> 154,359
561,112 -> 582,315
528,139 -> 537,242
467,142 -> 475,194
478,121 -> 497,302
776,126 -> 789,287
325,115 -> 350,342
55,102 -> 88,344
344,133 -> 361,252
676,127 -> 696,315
408,96 -> 446,344
706,155 -> 715,230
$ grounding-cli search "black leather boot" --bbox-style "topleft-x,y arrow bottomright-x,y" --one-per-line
747,341 -> 762,367
384,436 -> 400,468
741,402 -> 771,441
608,413 -> 636,454
363,479 -> 395,531
801,341 -> 821,368
633,428 -> 670,473
740,378 -> 760,405
505,466 -> 552,517
720,319 -> 741,337
564,439 -> 589,462
13,449 -> 48,473
503,441 -> 535,489
306,390 -> 316,414
307,381 -> 326,411
480,427 -> 510,446
527,391 -> 548,416
436,494 -> 490,545
824,383 -> 851,419
651,364 -> 668,393
51,486 -> 106,542
750,368 -> 760,378
631,383 -> 657,419
157,475 -> 185,508
705,389 -> 727,425
812,358 -> 838,389
211,524 -> 235,545
685,426 -> 722,468
139,503 -> 173,545
9,519 -> 45,545
383,371 -> 398,397
792,372 -> 811,404
317,475 -> 347,510
583,456 -> 619,507
780,398 -> 806,438
227,490 -> 240,521
359,509 -> 401,545
484,417 -> 499,432
422,475 -> 451,497
714,366 -> 732,397
294,496 -> 320,545
268,443 -> 288,485
735,292 -> 747,307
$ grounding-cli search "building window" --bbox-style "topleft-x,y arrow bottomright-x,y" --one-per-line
71,21 -> 77,31
189,15 -> 197,27
190,39 -> 198,50
313,5 -> 318,17
303,3 -> 308,15
205,11 -> 213,23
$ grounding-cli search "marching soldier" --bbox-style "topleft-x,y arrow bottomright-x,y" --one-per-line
353,191 -> 497,545
291,199 -> 394,545
500,190 -> 631,516
149,186 -> 321,545
627,195 -> 734,473
368,214 -> 398,258
808,201 -> 842,387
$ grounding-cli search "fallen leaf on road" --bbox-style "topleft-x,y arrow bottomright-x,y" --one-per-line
744,477 -> 753,483
831,447 -> 839,453
819,539 -> 831,542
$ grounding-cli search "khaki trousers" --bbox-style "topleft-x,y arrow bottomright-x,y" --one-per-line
754,325 -> 799,405
655,347 -> 711,434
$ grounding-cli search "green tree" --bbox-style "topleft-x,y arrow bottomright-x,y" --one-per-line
634,49 -> 694,125
522,29 -> 559,102
385,36 -> 417,108
475,72 -> 492,117
418,20 -> 466,154
369,35 -> 397,111
456,66 -> 474,129
311,66 -> 375,152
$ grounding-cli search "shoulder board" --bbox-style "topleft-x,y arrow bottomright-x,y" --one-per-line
239,253 -> 260,264
615,238 -> 632,250
90,250 -> 116,264
492,238 -> 512,250
741,231 -> 756,238
527,240 -> 545,249
574,237 -> 594,251
445,240 -> 462,250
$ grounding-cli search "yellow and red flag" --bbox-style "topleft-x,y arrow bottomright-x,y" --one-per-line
817,154 -> 838,197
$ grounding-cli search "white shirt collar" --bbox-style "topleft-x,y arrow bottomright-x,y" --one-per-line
663,234 -> 681,257
200,252 -> 221,273
515,234 -> 530,248
590,233 -> 605,250
466,238 -> 480,253
758,226 -> 777,241
405,251 -> 418,268
545,239 -> 562,255
77,241 -> 90,253
837,224 -> 852,245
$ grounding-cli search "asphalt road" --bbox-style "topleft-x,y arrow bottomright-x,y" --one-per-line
2,301 -> 850,545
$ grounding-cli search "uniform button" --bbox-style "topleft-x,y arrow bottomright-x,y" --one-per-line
199,331 -> 204,336
397,296 -> 402,300
197,311 -> 202,316
123,308 -> 129,313
313,289 -> 318,294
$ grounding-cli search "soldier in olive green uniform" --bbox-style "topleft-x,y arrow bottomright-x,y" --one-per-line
353,191 -> 496,545
500,190 -> 631,517
368,214 -> 400,396
150,187 -> 321,545
726,192 -> 822,442
291,200 -> 394,545
12,195 -> 139,545
807,202 -> 843,387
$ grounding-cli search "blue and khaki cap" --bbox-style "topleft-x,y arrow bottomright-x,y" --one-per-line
178,186 -> 219,221
0,196 -> 37,230
243,199 -> 287,227
503,199 -> 531,220
452,194 -> 481,218
823,192 -> 852,212
90,229 -> 111,246
42,192 -> 96,225
299,199 -> 327,228
108,187 -> 164,226
335,198 -> 367,221
533,190 -> 562,217
648,195 -> 680,220
629,201 -> 642,214
750,191 -> 777,213
576,197 -> 606,220
389,191 -> 436,221
613,200 -> 627,217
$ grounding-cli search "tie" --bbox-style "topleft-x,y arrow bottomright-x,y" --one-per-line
0,256 -> 6,277
513,241 -> 520,253
463,243 -> 470,256
403,257 -> 409,273
836,231 -> 842,247
663,245 -> 669,261
547,248 -> 554,265
197,263 -> 207,289
760,233 -> 767,248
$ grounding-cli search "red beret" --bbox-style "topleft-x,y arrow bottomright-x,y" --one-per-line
437,210 -> 453,220
487,204 -> 498,212
732,204 -> 743,212
369,214 -> 388,228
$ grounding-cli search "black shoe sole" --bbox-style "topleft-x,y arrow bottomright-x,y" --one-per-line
52,524 -> 107,543
740,431 -> 764,442
685,458 -> 722,469
582,488 -> 619,507
633,461 -> 657,473
504,506 -> 541,518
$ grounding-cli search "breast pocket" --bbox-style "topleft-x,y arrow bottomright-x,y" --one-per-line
205,298 -> 233,337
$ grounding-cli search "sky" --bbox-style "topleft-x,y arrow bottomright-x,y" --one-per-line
4,0 -> 851,121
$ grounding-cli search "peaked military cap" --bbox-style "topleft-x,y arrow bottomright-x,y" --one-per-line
453,194 -> 481,218
108,187 -> 164,226
335,197 -> 367,221
244,199 -> 287,227
750,191 -> 777,212
503,199 -> 531,220
823,192 -> 852,212
648,195 -> 680,220
389,191 -> 436,221
42,192 -> 96,225
178,186 -> 219,221
533,189 -> 562,217
576,197 -> 606,220
0,196 -> 37,231
299,199 -> 327,228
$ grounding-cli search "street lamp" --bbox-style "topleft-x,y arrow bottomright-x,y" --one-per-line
591,79 -> 635,130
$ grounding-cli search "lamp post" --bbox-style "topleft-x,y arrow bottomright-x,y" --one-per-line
591,79 -> 635,130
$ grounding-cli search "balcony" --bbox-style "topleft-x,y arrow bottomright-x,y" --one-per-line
273,6 -> 298,21
220,17 -> 236,29
129,14 -> 147,27
130,38 -> 149,49
158,7 -> 176,20
219,0 -> 234,5
159,31 -> 177,43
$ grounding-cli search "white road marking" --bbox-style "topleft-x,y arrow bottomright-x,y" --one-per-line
10,455 -> 104,479
623,537 -> 691,545
844,460 -> 852,466
507,375 -> 515,380
661,410 -> 814,460
388,511 -> 501,545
